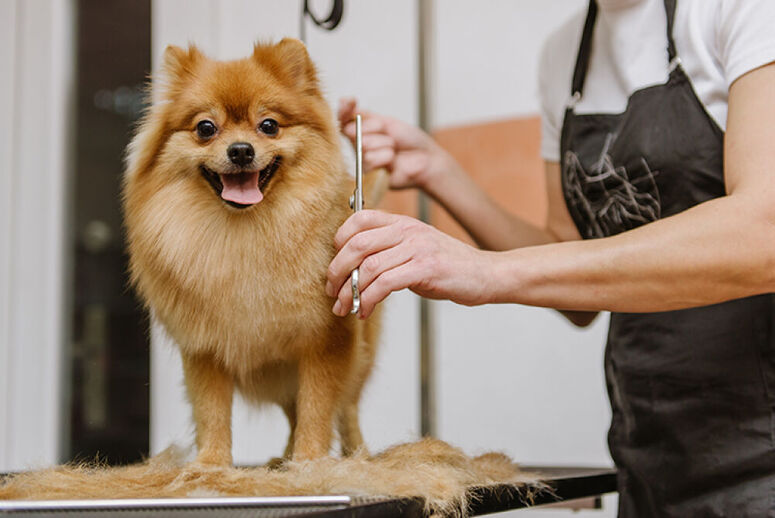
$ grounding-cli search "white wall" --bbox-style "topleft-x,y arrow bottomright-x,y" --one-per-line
0,0 -> 15,474
0,0 -> 75,471
432,0 -> 588,126
150,0 -> 420,464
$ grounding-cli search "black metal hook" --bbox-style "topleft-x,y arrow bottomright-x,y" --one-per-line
303,0 -> 344,31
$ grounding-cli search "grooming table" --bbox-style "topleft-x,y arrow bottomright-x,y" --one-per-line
0,467 -> 616,517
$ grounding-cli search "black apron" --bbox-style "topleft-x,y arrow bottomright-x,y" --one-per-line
560,1 -> 775,516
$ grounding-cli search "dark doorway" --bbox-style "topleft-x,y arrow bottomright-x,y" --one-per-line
68,0 -> 151,465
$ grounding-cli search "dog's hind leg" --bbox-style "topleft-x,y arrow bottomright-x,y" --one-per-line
292,336 -> 352,460
265,401 -> 297,469
182,352 -> 234,466
337,403 -> 365,456
281,401 -> 297,459
337,317 -> 379,457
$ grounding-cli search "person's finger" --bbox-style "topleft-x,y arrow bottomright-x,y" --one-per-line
361,133 -> 395,151
361,116 -> 387,133
327,212 -> 404,296
387,150 -> 429,184
357,262 -> 421,318
332,253 -> 415,318
342,116 -> 387,139
338,97 -> 357,127
364,148 -> 396,171
327,225 -> 402,297
333,210 -> 397,251
354,244 -> 413,295
331,276 -> 353,316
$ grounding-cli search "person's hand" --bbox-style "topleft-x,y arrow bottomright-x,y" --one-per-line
325,210 -> 495,318
338,98 -> 457,192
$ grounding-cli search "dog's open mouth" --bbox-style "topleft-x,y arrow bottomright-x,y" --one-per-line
200,156 -> 282,209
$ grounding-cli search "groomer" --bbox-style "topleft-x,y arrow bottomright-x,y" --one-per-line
327,0 -> 775,515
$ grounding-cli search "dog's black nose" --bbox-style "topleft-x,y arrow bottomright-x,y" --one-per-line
227,142 -> 255,166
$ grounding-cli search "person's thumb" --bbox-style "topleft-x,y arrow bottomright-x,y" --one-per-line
338,97 -> 358,127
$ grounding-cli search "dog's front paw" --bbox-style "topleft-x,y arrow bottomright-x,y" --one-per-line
265,457 -> 290,470
193,449 -> 232,467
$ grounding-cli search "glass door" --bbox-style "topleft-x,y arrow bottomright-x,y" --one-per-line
68,0 -> 151,465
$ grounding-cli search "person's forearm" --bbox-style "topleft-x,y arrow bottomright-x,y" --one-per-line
422,159 -> 556,251
488,194 -> 775,312
423,156 -> 599,326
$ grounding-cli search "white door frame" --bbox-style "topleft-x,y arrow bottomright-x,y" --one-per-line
0,0 -> 75,471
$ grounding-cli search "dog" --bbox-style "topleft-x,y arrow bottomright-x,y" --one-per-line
122,39 -> 381,465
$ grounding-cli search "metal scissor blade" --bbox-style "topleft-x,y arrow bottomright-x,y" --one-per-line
351,114 -> 363,314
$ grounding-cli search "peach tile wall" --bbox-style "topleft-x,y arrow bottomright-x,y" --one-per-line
380,116 -> 547,244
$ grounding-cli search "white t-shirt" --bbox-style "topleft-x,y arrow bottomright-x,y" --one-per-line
539,0 -> 775,162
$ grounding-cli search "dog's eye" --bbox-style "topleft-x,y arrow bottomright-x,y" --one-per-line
196,120 -> 217,140
258,118 -> 279,136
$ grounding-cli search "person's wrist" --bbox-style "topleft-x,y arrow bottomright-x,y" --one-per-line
420,146 -> 460,197
483,249 -> 530,306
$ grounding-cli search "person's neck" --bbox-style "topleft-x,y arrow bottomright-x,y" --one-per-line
597,0 -> 648,12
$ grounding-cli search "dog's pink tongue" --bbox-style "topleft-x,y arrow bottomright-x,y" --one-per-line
219,172 -> 263,205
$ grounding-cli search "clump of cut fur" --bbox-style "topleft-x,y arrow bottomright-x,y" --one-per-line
123,39 -> 383,465
0,439 -> 541,517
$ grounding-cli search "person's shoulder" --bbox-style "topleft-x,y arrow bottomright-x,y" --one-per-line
539,9 -> 586,106
538,8 -> 587,162
708,0 -> 775,87
716,0 -> 775,19
539,9 -> 587,89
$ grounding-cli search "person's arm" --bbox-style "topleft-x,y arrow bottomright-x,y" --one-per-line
327,63 -> 775,318
339,99 -> 598,325
338,98 -> 598,325
490,62 -> 775,312
412,155 -> 558,250
339,99 -> 556,251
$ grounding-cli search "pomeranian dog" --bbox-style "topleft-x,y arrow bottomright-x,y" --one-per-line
122,39 -> 381,465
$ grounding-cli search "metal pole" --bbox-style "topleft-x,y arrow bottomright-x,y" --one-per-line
417,0 -> 436,438
299,1 -> 307,44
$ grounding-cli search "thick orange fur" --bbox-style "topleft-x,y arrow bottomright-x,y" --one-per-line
122,39 -> 381,464
0,439 -> 539,516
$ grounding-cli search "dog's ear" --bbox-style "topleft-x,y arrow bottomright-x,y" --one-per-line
162,44 -> 203,80
254,38 -> 319,94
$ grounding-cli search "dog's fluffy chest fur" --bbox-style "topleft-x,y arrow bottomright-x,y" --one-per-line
127,172 -> 349,373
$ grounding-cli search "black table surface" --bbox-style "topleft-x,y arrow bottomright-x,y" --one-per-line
0,466 -> 617,517
468,466 -> 617,515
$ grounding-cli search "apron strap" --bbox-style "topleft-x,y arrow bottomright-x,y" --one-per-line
571,0 -> 598,98
570,0 -> 680,100
664,0 -> 678,62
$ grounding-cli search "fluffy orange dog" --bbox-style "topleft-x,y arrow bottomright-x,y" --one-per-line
122,40 -> 380,465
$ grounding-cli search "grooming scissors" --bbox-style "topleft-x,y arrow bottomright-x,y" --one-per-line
348,114 -> 364,314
